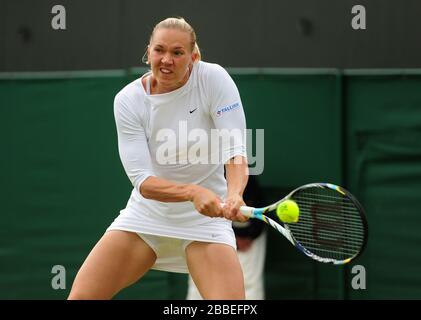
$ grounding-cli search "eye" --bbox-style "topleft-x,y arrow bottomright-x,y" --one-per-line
154,47 -> 163,53
174,50 -> 184,56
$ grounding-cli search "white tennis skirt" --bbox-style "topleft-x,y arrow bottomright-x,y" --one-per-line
106,201 -> 236,273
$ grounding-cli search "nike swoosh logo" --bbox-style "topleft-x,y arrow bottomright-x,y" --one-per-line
189,108 -> 198,114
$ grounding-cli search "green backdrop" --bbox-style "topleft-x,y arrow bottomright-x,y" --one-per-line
1,69 -> 421,299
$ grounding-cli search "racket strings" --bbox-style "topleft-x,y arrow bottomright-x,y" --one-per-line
291,234 -> 363,252
288,187 -> 365,261
288,225 -> 365,241
296,214 -> 364,230
297,200 -> 360,213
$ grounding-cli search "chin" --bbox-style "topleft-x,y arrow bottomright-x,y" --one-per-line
157,76 -> 173,84
160,74 -> 182,85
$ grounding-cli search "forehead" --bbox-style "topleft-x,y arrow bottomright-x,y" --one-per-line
151,28 -> 191,48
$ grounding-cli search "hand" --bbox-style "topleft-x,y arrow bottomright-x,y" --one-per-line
222,193 -> 249,222
189,185 -> 223,218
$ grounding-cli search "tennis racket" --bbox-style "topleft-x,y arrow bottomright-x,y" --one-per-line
239,183 -> 368,265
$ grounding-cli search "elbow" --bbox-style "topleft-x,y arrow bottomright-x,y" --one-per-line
139,186 -> 152,199
136,176 -> 154,199
137,175 -> 157,200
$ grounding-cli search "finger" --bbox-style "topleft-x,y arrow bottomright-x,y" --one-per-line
213,202 -> 224,217
221,202 -> 232,218
222,209 -> 232,220
224,209 -> 236,220
229,206 -> 239,220
215,206 -> 224,217
235,211 -> 249,222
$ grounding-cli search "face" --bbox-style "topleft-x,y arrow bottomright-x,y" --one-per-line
148,28 -> 196,90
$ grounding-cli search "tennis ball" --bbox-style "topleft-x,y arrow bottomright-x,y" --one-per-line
276,200 -> 300,223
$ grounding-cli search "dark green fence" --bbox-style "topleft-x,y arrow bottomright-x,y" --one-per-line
1,68 -> 421,299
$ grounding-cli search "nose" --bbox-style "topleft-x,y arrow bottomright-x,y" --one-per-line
161,52 -> 173,65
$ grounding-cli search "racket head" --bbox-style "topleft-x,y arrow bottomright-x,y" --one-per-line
278,183 -> 368,265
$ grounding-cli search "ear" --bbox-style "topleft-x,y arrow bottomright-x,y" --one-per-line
191,52 -> 198,62
146,45 -> 151,64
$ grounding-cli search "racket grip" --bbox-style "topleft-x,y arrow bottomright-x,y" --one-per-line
239,206 -> 255,218
220,203 -> 255,218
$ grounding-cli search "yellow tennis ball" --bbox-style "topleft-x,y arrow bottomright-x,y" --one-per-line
276,200 -> 300,223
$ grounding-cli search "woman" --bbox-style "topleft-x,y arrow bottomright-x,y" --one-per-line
68,17 -> 249,300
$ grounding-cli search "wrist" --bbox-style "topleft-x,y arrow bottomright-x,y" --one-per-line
227,190 -> 243,198
186,184 -> 200,201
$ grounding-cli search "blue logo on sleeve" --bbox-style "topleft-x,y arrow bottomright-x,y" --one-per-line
216,102 -> 240,117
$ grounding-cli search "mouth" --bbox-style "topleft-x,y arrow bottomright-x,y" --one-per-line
159,67 -> 172,74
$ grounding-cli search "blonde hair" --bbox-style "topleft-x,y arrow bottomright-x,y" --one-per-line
143,17 -> 201,63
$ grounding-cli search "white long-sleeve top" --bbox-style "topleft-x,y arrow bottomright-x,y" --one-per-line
109,61 -> 247,234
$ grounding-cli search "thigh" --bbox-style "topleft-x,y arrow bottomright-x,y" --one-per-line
68,230 -> 156,300
185,241 -> 245,300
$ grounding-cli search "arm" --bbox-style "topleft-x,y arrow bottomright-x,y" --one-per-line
223,156 -> 249,222
114,93 -> 154,192
225,155 -> 249,199
140,176 -> 223,218
207,65 -> 249,222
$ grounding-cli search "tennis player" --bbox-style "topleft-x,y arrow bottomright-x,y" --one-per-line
68,17 -> 249,300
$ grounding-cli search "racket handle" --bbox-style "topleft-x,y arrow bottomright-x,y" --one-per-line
239,206 -> 255,218
220,203 -> 255,218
